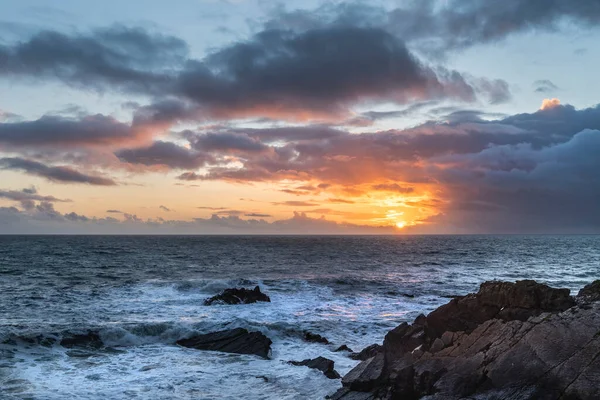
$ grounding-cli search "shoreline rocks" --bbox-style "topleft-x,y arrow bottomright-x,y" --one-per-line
204,286 -> 271,305
176,328 -> 272,359
289,356 -> 341,379
332,280 -> 600,400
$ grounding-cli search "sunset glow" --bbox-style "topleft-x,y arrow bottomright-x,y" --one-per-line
1,1 -> 599,234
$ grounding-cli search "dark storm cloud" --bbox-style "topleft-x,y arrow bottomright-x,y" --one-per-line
428,128 -> 600,233
0,25 -> 186,92
534,80 -> 560,93
115,141 -> 213,169
1,23 -> 509,122
269,1 -> 600,56
0,157 -> 117,185
174,26 -> 503,117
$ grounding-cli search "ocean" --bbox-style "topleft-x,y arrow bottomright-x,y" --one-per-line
1,235 -> 598,399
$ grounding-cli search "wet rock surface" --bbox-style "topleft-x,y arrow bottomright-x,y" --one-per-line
350,344 -> 382,361
333,280 -> 600,400
303,331 -> 330,344
203,286 -> 271,305
176,328 -> 272,359
289,356 -> 341,379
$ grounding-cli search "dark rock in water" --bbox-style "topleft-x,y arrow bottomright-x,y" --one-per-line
60,332 -> 103,349
289,356 -> 341,379
349,344 -> 382,361
204,286 -> 270,305
577,280 -> 600,302
256,375 -> 269,382
334,344 -> 353,353
303,331 -> 329,344
335,280 -> 600,400
176,327 -> 272,359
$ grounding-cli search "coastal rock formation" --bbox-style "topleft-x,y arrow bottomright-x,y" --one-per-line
335,345 -> 354,353
176,328 -> 272,359
304,331 -> 330,344
332,280 -> 600,400
289,356 -> 341,379
350,344 -> 383,361
203,286 -> 271,305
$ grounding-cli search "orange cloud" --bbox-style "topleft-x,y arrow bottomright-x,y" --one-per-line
540,98 -> 561,110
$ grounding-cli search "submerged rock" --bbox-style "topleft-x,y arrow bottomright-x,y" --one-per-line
289,356 -> 341,379
204,286 -> 270,305
334,344 -> 354,353
176,328 -> 272,359
303,331 -> 329,344
334,280 -> 600,400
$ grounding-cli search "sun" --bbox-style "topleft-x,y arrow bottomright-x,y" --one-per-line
395,221 -> 407,229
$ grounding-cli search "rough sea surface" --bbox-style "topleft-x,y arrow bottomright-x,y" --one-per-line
1,235 -> 599,399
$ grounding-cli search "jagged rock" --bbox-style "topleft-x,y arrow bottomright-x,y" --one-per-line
289,356 -> 341,379
429,338 -> 444,353
426,280 -> 574,337
334,280 -> 600,400
303,331 -> 329,344
335,344 -> 354,352
176,328 -> 272,359
328,387 -> 377,400
204,286 -> 270,305
577,280 -> 600,302
60,332 -> 103,349
342,353 -> 385,391
350,344 -> 382,360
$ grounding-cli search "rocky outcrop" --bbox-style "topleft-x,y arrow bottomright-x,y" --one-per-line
204,286 -> 270,305
333,280 -> 600,400
304,331 -> 330,344
176,328 -> 272,359
350,344 -> 383,361
335,345 -> 354,353
578,280 -> 600,302
289,356 -> 341,379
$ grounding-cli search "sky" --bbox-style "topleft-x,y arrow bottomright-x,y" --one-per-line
1,0 -> 600,234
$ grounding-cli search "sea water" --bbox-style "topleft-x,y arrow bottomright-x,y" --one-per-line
1,235 -> 598,399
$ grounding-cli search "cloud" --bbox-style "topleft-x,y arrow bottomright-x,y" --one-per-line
0,25 -> 187,92
327,198 -> 355,204
268,1 -> 600,56
0,187 -> 70,206
0,207 -> 395,234
106,209 -> 123,213
0,114 -> 154,148
245,213 -> 272,218
159,205 -> 171,212
371,183 -> 414,194
115,141 -> 213,169
272,201 -> 319,207
0,157 -> 117,185
540,98 -> 561,110
1,23 -> 510,123
534,80 -> 559,93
